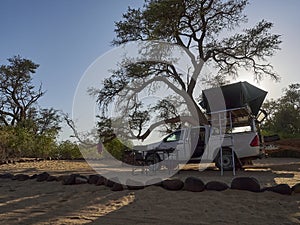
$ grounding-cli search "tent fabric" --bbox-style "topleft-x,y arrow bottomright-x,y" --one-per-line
200,81 -> 267,116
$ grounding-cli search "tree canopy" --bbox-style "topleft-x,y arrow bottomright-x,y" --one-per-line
262,83 -> 300,138
94,0 -> 281,142
0,56 -> 66,160
0,56 -> 61,135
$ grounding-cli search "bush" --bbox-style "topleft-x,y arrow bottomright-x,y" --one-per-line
0,126 -> 83,160
53,141 -> 82,160
103,138 -> 130,160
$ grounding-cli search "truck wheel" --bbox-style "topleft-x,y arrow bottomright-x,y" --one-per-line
215,149 -> 235,171
146,153 -> 161,171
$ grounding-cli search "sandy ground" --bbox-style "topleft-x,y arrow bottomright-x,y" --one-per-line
1,157 -> 300,225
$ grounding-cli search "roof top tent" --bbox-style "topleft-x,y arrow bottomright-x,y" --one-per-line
200,81 -> 268,126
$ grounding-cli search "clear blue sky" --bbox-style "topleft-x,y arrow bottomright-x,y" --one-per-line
0,0 -> 299,140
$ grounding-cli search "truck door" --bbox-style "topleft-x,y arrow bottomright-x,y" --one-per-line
158,130 -> 182,151
158,129 -> 189,161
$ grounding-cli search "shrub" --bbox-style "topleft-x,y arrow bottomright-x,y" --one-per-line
54,140 -> 82,160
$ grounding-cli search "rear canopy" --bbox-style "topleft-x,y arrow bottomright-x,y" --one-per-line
200,81 -> 267,116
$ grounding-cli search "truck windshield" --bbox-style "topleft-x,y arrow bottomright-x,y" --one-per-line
164,130 -> 182,142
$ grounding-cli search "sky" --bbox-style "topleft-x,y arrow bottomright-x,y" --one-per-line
0,0 -> 299,141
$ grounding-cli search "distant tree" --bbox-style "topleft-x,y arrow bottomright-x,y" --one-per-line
0,56 -> 43,126
92,0 -> 281,142
0,56 -> 62,159
0,56 -> 61,134
262,83 -> 300,137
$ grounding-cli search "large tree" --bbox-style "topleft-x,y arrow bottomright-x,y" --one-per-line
94,0 -> 281,142
0,56 -> 61,135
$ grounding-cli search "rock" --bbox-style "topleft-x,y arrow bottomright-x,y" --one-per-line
184,177 -> 205,192
30,174 -> 38,179
75,176 -> 88,184
36,172 -> 50,182
62,174 -> 79,185
145,178 -> 163,187
14,174 -> 30,181
126,179 -> 144,190
88,174 -> 101,184
231,177 -> 260,192
111,183 -> 124,191
162,179 -> 184,191
266,184 -> 292,195
0,173 -> 14,179
95,176 -> 106,186
46,176 -> 57,182
205,181 -> 229,191
104,178 -> 116,187
57,175 -> 69,182
292,183 -> 300,193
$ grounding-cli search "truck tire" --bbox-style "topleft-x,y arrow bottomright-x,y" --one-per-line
145,153 -> 161,171
215,149 -> 235,171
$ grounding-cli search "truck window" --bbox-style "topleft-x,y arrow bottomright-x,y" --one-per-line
164,130 -> 182,142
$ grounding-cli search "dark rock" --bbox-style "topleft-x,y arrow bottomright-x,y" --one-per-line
205,181 -> 229,191
30,174 -> 38,179
111,183 -> 124,191
104,178 -> 116,187
36,172 -> 50,182
0,173 -> 14,179
88,174 -> 101,184
145,178 -> 163,187
95,176 -> 106,186
292,183 -> 300,193
57,175 -> 69,182
184,177 -> 205,192
126,179 -> 144,190
162,179 -> 184,191
266,184 -> 292,195
46,176 -> 57,182
75,176 -> 88,184
14,174 -> 30,181
62,174 -> 79,185
231,177 -> 261,192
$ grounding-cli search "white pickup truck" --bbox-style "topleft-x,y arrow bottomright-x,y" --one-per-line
132,81 -> 267,171
133,116 -> 263,171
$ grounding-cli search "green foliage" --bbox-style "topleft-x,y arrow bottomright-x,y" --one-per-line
0,125 -> 82,160
0,125 -> 58,158
0,56 -> 65,160
262,83 -> 300,138
103,138 -> 130,160
53,140 -> 82,160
